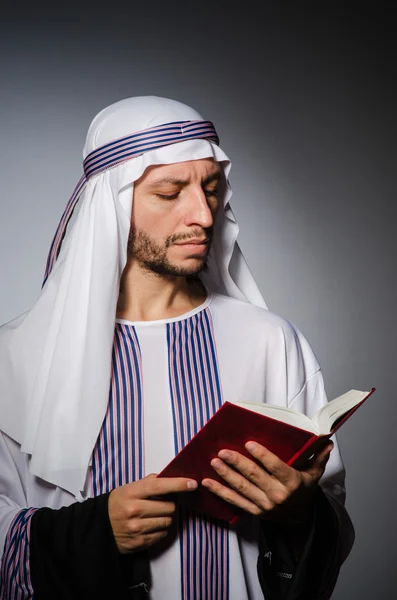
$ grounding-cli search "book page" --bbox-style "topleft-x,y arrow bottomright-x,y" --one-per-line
230,399 -> 318,434
314,389 -> 370,433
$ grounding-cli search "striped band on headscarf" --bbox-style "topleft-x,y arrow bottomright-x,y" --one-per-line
43,120 -> 219,284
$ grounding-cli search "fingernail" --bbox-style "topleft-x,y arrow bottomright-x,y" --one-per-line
245,442 -> 257,453
218,450 -> 231,460
187,480 -> 198,489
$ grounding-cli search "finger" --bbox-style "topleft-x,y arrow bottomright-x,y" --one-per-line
129,516 -> 173,535
121,530 -> 169,553
209,458 -> 277,511
202,477 -> 264,516
143,530 -> 169,543
137,530 -> 169,549
130,498 -> 177,518
316,441 -> 334,463
303,442 -> 334,479
134,475 -> 198,499
221,443 -> 295,487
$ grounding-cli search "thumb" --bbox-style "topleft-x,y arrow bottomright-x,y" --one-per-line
305,441 -> 334,478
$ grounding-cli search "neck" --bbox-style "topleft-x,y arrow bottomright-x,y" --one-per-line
116,262 -> 207,322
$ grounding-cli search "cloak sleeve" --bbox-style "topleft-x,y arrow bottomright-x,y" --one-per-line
257,485 -> 351,600
29,494 -> 150,599
0,508 -> 37,598
0,431 -> 149,600
0,430 -> 38,598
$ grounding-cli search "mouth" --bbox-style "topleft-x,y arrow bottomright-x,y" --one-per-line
173,239 -> 209,254
174,238 -> 209,245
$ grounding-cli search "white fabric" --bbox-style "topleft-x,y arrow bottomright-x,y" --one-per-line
0,97 -> 266,497
0,293 -> 354,598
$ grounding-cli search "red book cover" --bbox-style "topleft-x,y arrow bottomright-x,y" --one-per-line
158,389 -> 375,524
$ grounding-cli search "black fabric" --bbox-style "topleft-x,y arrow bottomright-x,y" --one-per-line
29,493 -> 150,600
29,486 -> 340,599
257,487 -> 341,600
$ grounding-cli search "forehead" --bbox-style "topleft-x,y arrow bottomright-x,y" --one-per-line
139,158 -> 221,185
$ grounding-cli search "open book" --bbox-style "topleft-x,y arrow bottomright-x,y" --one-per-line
159,388 -> 375,523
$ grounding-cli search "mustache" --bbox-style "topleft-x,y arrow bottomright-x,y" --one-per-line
166,227 -> 213,246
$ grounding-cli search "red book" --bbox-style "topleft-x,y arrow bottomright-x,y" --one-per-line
158,388 -> 375,524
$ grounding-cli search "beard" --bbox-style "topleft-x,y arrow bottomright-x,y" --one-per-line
127,227 -> 212,277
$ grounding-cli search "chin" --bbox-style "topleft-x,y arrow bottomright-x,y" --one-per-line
170,258 -> 207,277
182,257 -> 207,270
144,257 -> 206,278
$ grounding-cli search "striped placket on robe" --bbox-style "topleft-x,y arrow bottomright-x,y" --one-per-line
0,508 -> 37,599
90,308 -> 229,600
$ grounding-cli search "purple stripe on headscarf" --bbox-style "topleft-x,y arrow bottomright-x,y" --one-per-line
83,121 -> 218,172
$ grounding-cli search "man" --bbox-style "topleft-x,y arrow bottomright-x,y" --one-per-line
0,96 -> 354,599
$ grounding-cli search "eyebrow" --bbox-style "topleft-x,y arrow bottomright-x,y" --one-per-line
148,171 -> 222,188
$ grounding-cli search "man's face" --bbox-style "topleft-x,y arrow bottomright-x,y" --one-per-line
128,158 -> 222,277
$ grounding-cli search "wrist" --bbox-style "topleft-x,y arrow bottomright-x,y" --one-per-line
261,485 -> 318,527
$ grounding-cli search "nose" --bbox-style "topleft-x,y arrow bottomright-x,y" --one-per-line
184,187 -> 215,229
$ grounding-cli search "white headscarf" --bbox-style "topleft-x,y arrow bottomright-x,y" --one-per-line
0,96 -> 266,497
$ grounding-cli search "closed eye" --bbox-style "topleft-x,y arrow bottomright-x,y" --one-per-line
157,193 -> 180,200
157,189 -> 218,200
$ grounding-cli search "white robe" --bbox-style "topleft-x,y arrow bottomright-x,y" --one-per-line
0,292 -> 353,599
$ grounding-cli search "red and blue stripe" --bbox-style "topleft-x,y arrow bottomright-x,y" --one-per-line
91,323 -> 144,495
0,308 -> 229,599
90,309 -> 229,598
0,508 -> 37,599
167,309 -> 229,600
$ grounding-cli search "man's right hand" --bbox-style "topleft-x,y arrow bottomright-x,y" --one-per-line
108,473 -> 198,554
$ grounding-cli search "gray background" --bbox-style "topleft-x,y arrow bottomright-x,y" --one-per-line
0,2 -> 395,597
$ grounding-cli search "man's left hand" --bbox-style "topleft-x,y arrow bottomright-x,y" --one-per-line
201,440 -> 333,522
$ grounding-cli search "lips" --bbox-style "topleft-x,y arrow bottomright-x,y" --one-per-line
175,239 -> 208,245
173,239 -> 209,255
